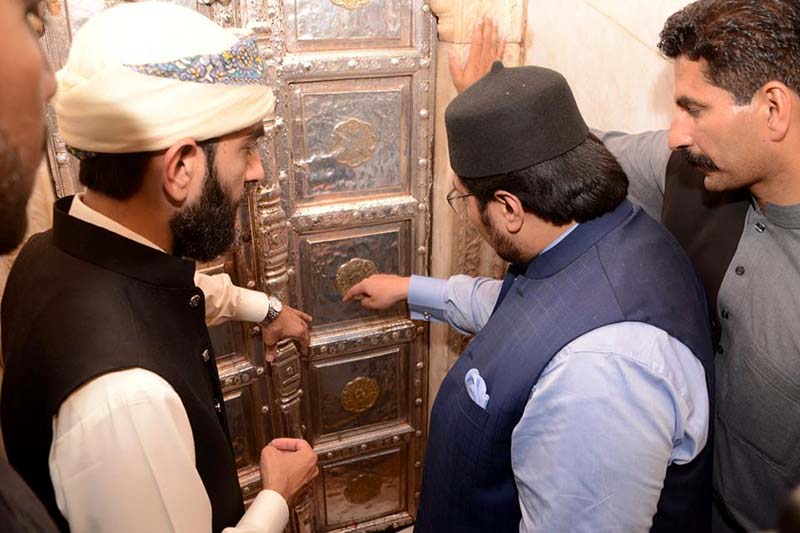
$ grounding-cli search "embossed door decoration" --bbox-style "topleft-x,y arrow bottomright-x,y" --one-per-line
40,0 -> 435,531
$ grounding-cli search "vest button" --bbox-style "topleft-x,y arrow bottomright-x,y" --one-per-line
735,265 -> 746,276
214,399 -> 222,413
201,349 -> 210,362
189,294 -> 202,308
721,309 -> 730,320
755,222 -> 767,233
717,345 -> 725,355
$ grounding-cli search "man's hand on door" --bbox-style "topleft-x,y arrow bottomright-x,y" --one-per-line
260,438 -> 319,503
343,274 -> 410,310
262,305 -> 312,359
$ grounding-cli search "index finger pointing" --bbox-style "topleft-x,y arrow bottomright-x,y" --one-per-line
343,282 -> 365,302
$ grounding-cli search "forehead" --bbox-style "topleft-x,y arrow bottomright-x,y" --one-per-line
673,56 -> 733,104
219,123 -> 263,143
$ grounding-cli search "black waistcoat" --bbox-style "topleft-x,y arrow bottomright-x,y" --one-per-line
661,154 -> 751,347
1,196 -> 244,532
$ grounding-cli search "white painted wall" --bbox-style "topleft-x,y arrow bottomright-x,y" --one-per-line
526,0 -> 692,133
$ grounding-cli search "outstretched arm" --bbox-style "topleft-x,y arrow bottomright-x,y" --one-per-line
344,274 -> 501,335
343,274 -> 410,310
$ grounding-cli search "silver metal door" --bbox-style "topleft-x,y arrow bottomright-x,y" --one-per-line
39,0 -> 435,530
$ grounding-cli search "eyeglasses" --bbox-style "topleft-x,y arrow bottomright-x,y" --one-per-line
446,187 -> 474,214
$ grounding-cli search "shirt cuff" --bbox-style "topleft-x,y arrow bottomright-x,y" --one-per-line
407,275 -> 447,323
236,490 -> 289,533
236,288 -> 271,323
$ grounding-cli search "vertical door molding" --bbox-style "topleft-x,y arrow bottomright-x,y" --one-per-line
427,0 -> 527,408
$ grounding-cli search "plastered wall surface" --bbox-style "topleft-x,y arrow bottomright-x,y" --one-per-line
526,0 -> 692,133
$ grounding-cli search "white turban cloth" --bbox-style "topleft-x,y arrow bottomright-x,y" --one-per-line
54,1 -> 275,155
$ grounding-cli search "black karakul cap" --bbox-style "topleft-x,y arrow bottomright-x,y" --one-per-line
445,62 -> 590,178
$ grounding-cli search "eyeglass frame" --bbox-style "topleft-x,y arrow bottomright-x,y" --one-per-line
446,187 -> 474,214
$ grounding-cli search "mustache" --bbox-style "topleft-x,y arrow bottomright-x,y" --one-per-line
679,148 -> 719,172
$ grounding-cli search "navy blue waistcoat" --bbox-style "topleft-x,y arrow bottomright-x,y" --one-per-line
415,201 -> 714,532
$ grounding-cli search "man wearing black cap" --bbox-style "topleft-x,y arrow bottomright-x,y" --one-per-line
345,63 -> 714,532
438,2 -> 800,531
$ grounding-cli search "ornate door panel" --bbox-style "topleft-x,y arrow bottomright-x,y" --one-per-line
266,0 -> 435,529
39,0 -> 435,530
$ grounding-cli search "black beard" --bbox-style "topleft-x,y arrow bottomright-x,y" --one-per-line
679,148 -> 719,172
169,163 -> 240,263
479,208 -> 527,265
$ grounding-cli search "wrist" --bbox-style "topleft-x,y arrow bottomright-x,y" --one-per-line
263,481 -> 289,501
397,276 -> 411,301
264,295 -> 283,324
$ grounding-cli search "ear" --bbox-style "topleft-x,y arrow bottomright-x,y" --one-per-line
162,138 -> 205,206
759,81 -> 792,142
493,190 -> 525,234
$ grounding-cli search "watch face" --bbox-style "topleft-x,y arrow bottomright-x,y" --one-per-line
271,297 -> 283,313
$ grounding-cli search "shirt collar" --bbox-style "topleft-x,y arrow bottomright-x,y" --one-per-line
69,194 -> 166,252
540,223 -> 579,256
763,201 -> 800,229
53,196 -> 196,288
522,200 -> 634,280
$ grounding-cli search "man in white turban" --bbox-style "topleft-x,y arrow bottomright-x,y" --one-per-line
1,3 -> 317,532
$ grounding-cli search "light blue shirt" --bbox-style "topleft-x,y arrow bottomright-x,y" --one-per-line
408,274 -> 709,532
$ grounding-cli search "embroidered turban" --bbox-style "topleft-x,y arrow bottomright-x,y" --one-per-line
54,1 -> 274,156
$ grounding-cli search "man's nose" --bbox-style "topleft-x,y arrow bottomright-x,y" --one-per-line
245,152 -> 265,183
668,111 -> 693,152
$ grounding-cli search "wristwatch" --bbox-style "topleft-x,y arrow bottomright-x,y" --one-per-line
264,295 -> 283,324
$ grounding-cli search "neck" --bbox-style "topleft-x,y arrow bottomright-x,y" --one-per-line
750,168 -> 800,213
749,129 -> 800,212
82,190 -> 174,252
517,219 -> 577,263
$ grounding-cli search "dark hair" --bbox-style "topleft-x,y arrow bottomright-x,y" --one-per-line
658,0 -> 800,104
78,139 -> 218,200
460,134 -> 628,225
79,151 -> 153,200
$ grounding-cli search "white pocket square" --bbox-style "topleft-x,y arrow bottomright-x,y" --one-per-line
465,368 -> 490,409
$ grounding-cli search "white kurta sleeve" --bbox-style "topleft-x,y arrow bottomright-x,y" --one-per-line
194,272 -> 270,327
226,491 -> 289,533
49,368 -> 288,533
